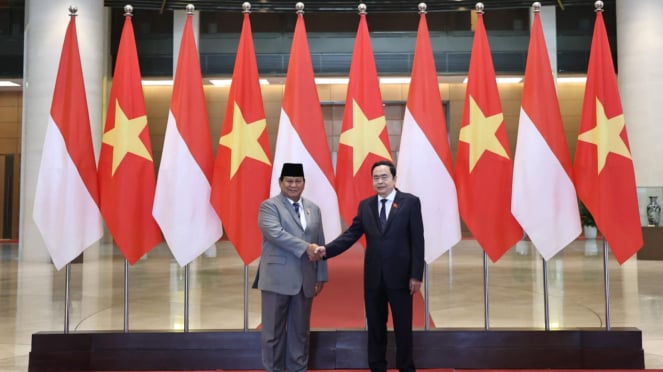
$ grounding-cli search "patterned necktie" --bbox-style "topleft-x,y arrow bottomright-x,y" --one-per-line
293,202 -> 300,219
379,199 -> 387,230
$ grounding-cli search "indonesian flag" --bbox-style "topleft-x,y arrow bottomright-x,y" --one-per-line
99,13 -> 162,264
511,10 -> 581,261
211,12 -> 272,265
396,11 -> 460,263
153,13 -> 222,266
456,10 -> 522,262
33,15 -> 103,270
269,12 -> 341,240
336,12 -> 393,227
573,9 -> 642,264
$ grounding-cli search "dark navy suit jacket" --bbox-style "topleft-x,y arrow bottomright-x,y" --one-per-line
325,189 -> 425,290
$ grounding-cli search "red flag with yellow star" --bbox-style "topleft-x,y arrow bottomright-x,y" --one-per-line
336,12 -> 393,227
455,10 -> 522,262
573,9 -> 642,264
98,12 -> 162,264
211,11 -> 272,265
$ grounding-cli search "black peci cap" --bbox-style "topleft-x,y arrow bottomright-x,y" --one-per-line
280,163 -> 304,178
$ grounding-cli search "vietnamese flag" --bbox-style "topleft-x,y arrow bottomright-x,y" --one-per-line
336,11 -> 393,227
269,10 -> 341,240
33,14 -> 103,270
211,11 -> 272,265
99,11 -> 162,264
455,9 -> 522,262
153,10 -> 222,266
573,8 -> 642,264
511,9 -> 581,261
396,10 -> 460,263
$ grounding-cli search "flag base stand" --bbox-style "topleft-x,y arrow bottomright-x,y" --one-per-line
28,328 -> 643,371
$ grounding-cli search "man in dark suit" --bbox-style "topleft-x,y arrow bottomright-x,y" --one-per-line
254,163 -> 328,372
319,160 -> 425,372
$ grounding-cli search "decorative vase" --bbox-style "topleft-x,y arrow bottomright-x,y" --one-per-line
646,196 -> 661,227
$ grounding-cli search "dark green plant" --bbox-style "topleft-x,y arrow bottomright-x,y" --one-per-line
579,201 -> 596,227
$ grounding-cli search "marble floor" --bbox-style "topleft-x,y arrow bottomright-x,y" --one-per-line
1,238 -> 662,371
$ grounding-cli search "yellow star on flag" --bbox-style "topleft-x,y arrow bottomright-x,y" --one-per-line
219,101 -> 271,178
578,97 -> 631,173
339,99 -> 392,175
459,95 -> 509,172
102,99 -> 152,175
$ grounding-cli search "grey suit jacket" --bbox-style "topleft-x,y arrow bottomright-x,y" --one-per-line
254,193 -> 328,297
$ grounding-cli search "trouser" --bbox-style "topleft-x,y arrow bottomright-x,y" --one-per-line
260,289 -> 313,372
364,278 -> 415,372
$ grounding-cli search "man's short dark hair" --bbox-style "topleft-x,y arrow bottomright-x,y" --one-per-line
371,160 -> 396,178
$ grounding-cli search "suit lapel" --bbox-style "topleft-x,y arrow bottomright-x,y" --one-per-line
369,195 -> 381,231
383,190 -> 403,232
278,194 -> 303,230
370,191 -> 401,233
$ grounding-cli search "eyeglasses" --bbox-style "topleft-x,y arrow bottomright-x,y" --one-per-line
372,174 -> 392,182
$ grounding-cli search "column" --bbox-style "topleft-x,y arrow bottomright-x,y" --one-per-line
173,8 -> 200,76
617,0 -> 663,186
19,0 -> 108,263
531,5 -> 558,79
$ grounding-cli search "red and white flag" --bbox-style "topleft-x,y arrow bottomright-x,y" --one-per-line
574,8 -> 642,264
33,15 -> 103,270
211,11 -> 272,265
455,9 -> 522,262
511,9 -> 581,261
269,11 -> 341,240
336,11 -> 392,227
153,12 -> 222,266
397,10 -> 460,263
99,11 -> 162,264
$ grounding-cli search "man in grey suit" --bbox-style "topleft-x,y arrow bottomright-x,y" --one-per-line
254,163 -> 328,372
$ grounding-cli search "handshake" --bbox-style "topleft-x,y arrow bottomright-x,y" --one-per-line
306,243 -> 326,261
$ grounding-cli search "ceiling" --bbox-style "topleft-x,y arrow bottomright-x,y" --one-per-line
102,0 -> 613,13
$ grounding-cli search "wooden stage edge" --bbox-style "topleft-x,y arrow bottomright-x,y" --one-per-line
29,328 -> 644,371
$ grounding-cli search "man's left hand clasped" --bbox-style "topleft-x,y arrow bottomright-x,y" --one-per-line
306,243 -> 326,261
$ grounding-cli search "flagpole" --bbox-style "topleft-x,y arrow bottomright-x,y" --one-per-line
184,263 -> 190,332
124,259 -> 129,332
542,258 -> 550,331
64,263 -> 71,334
603,239 -> 611,330
424,263 -> 430,330
483,251 -> 489,330
244,265 -> 249,332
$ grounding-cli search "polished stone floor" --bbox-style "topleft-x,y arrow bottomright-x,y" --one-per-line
1,238 -> 662,371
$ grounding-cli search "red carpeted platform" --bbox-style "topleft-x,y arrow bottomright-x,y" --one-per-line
99,370 -> 662,372
311,244 -> 433,329
28,246 -> 646,372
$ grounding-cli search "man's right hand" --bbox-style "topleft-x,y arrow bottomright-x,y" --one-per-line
307,244 -> 326,261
